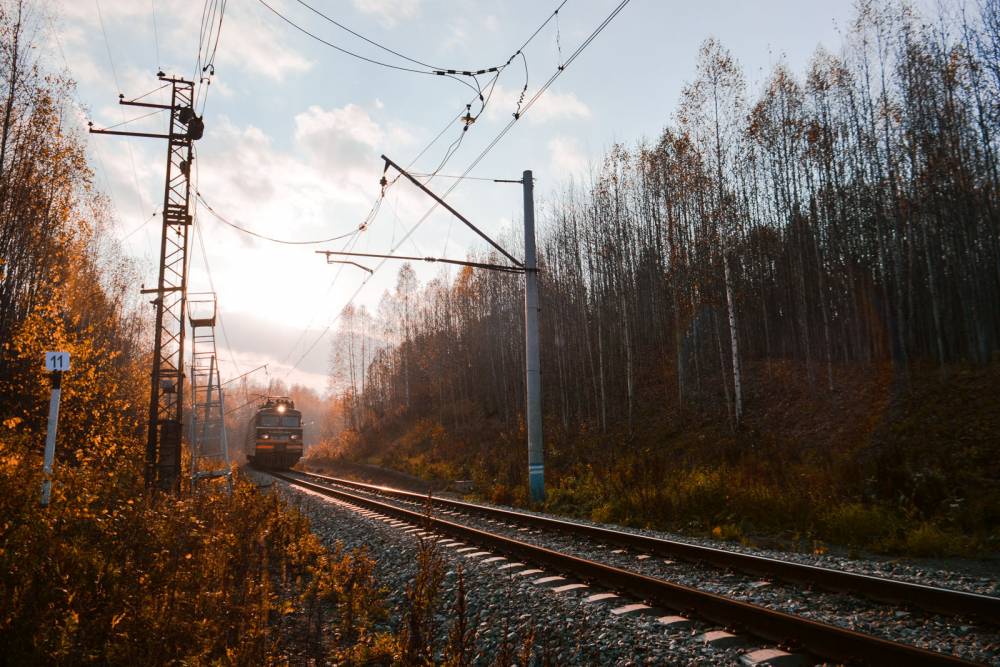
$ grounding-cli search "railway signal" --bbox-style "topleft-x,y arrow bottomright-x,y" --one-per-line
41,351 -> 70,507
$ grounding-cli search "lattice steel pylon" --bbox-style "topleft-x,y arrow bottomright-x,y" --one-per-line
188,293 -> 232,490
90,74 -> 205,491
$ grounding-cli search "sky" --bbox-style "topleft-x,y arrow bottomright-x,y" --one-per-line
43,0 -> 861,394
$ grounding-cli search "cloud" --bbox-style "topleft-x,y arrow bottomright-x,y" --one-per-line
485,84 -> 591,125
205,311 -> 331,394
47,0 -> 312,84
185,104 -> 427,383
213,1 -> 313,81
294,104 -> 386,174
353,0 -> 420,27
548,136 -> 588,177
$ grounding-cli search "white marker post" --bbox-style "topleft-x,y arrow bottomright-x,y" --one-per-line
41,351 -> 70,507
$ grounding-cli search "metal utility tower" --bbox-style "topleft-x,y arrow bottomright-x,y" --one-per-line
90,75 -> 204,491
188,293 -> 233,491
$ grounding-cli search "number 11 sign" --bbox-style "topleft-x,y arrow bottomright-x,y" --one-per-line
41,351 -> 69,506
45,351 -> 70,372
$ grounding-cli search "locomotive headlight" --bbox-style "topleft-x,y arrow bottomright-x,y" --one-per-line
261,433 -> 270,439
277,405 -> 286,413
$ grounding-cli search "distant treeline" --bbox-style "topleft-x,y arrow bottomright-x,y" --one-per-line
336,0 -> 1000,433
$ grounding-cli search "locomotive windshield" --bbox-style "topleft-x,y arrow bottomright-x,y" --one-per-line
247,396 -> 304,470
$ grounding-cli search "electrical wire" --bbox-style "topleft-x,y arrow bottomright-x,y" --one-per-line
293,0 -> 448,71
94,0 -> 156,265
409,173 -> 518,181
281,0 -> 630,380
252,0 -> 482,97
195,0 -> 227,114
122,208 -> 160,241
194,214 -> 243,375
195,0 -> 216,77
254,0 -> 441,76
191,146 -> 242,375
278,0 -> 580,379
278,231 -> 364,369
205,0 -> 227,68
150,0 -> 161,69
196,191 -> 366,245
127,82 -> 170,103
99,108 -> 167,131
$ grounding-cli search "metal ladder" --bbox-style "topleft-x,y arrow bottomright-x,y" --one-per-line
188,293 -> 232,491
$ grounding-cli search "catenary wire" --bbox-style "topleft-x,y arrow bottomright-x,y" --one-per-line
253,0 -> 451,76
280,0 -> 579,377
122,208 -> 160,241
252,0 -> 482,97
194,212 -> 243,375
283,0 -> 629,379
100,107 -> 167,130
278,231 -> 365,369
196,191 -> 365,245
127,82 -> 170,102
47,13 -> 154,266
191,146 -> 242,375
293,0 -> 448,71
150,0 -> 161,68
94,0 -> 157,265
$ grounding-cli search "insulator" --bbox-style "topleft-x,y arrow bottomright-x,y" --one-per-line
186,116 -> 205,141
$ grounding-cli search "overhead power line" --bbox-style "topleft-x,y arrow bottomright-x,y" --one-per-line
196,191 -> 366,245
100,107 -> 167,131
150,0 -> 162,69
191,147 -> 242,376
252,0 -> 534,100
122,208 -> 160,241
94,0 -> 156,264
195,0 -> 228,113
254,0 -> 443,76
292,0 -> 447,72
282,0 -> 630,380
280,0 -> 600,378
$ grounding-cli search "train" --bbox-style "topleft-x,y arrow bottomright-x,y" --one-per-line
246,396 -> 303,469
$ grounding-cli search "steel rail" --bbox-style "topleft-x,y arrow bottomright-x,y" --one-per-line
296,470 -> 1000,625
273,471 -> 977,666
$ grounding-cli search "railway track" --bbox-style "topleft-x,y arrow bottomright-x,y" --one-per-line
294,470 -> 1000,624
272,469 -> 993,666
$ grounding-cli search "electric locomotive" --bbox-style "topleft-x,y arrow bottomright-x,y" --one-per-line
246,396 -> 303,469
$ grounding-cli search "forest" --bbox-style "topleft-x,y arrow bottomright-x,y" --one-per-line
2,0 -> 998,661
317,0 -> 1000,555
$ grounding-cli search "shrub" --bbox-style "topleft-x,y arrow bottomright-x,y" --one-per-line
711,523 -> 744,542
822,502 -> 900,548
903,523 -> 964,557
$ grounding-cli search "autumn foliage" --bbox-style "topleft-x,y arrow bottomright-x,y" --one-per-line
0,2 -> 384,663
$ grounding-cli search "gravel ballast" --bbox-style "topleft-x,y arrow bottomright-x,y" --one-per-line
285,472 -> 1000,665
275,478 -> 780,666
